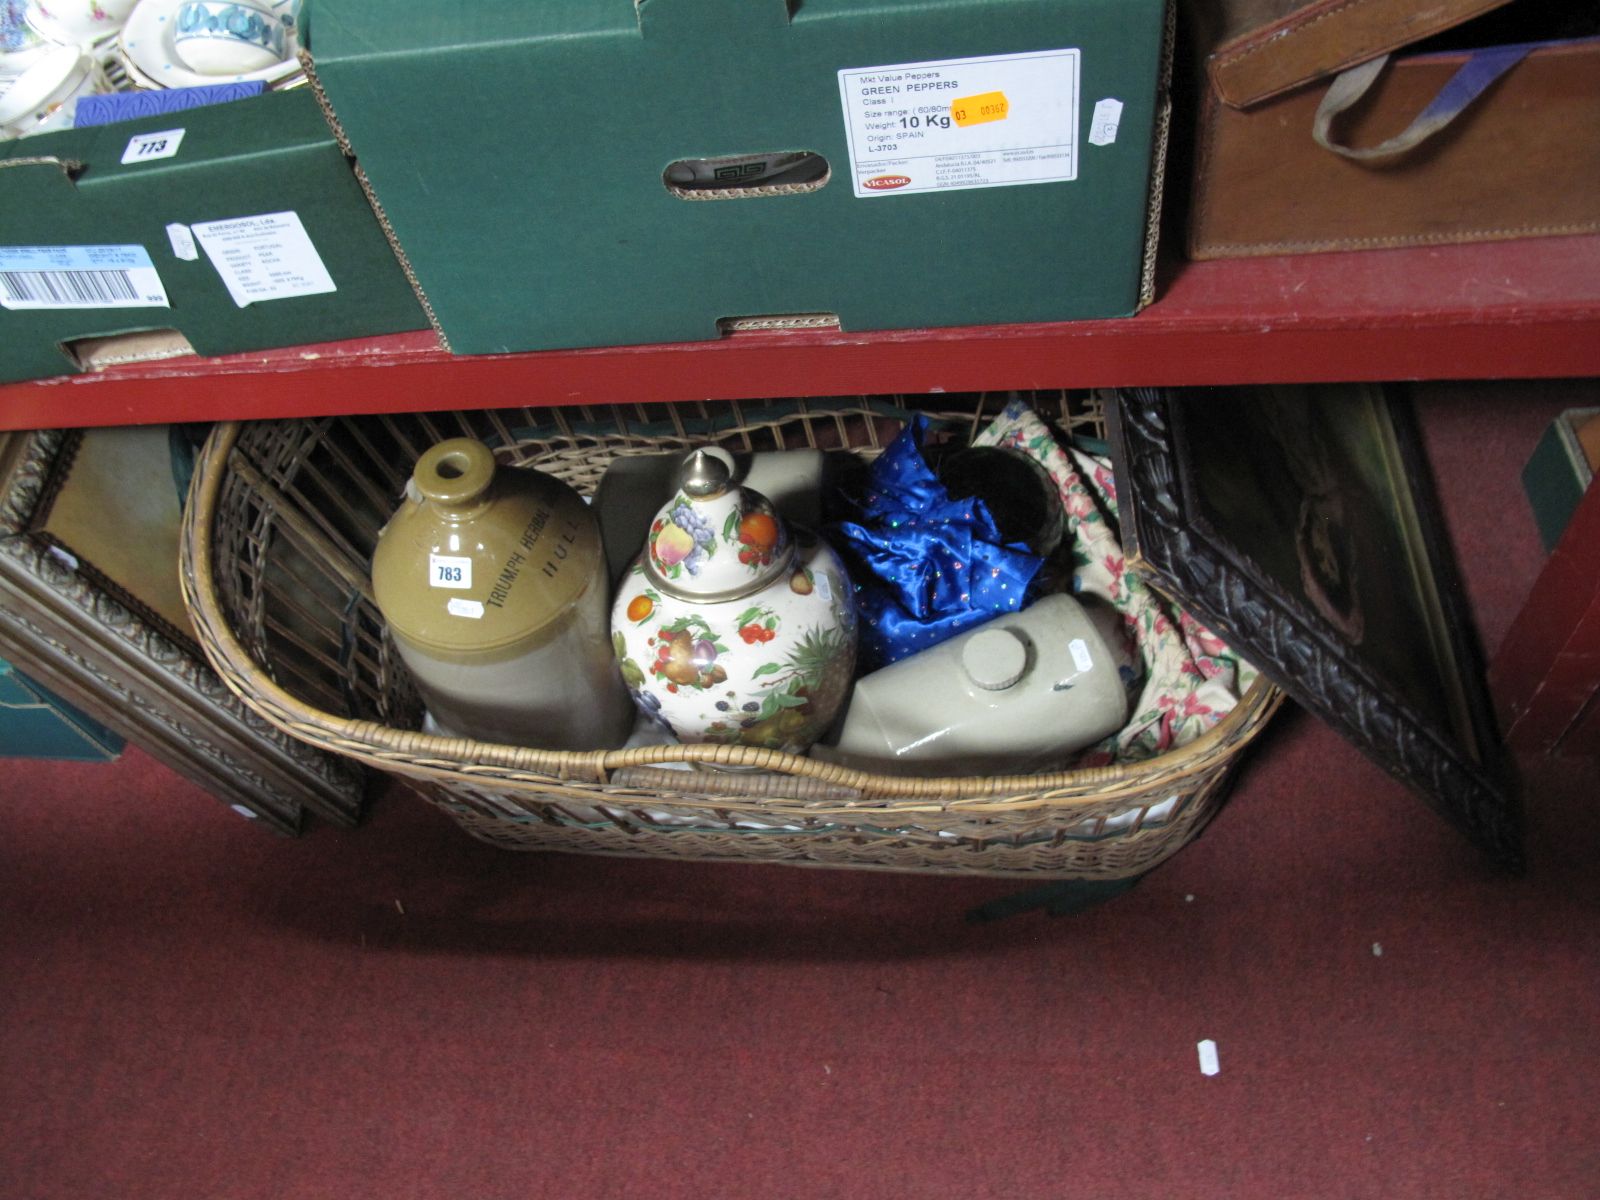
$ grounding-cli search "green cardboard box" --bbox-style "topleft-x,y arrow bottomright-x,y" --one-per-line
0,88 -> 429,385
0,657 -> 123,761
306,0 -> 1170,354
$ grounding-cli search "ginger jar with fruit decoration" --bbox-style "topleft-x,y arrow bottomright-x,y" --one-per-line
610,447 -> 858,755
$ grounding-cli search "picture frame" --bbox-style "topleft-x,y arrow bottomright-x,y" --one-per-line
27,426 -> 202,660
0,427 -> 366,834
1107,384 -> 1522,869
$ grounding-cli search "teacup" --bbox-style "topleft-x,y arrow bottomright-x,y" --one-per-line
22,0 -> 137,48
2,0 -> 40,49
172,0 -> 295,76
1,26 -> 48,104
0,41 -> 104,138
2,0 -> 51,90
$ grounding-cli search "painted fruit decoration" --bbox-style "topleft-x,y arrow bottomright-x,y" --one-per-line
610,447 -> 858,755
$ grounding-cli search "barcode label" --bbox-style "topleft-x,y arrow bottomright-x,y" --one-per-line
0,245 -> 169,310
3,268 -> 137,303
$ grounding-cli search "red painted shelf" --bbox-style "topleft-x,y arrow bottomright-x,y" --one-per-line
3,234 -> 1598,431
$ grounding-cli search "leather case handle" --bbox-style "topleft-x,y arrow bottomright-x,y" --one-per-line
1313,42 -> 1536,165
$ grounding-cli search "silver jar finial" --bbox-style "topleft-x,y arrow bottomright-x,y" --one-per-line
679,447 -> 734,498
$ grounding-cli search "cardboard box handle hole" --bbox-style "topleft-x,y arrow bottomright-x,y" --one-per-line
60,329 -> 196,372
664,151 -> 829,198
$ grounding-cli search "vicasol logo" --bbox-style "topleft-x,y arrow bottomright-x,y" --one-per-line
864,174 -> 911,190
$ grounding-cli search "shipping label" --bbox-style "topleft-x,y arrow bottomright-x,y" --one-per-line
0,244 -> 170,310
837,49 -> 1080,197
191,211 -> 336,308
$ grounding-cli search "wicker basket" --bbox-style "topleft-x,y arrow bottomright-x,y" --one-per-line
179,393 -> 1282,879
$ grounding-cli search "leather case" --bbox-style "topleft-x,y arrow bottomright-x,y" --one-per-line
1200,0 -> 1513,108
1185,0 -> 1600,258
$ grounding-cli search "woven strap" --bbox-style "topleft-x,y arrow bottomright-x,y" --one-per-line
1313,42 -> 1536,165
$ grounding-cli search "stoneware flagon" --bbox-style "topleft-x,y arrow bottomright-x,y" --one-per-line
611,447 -> 858,755
371,437 -> 632,750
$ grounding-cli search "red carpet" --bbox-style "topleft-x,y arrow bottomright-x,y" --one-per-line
2,383 -> 1597,1198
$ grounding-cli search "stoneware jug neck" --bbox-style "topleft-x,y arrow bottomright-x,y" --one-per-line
413,438 -> 495,517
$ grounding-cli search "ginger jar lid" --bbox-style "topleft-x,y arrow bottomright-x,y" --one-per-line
643,447 -> 793,603
372,438 -> 600,654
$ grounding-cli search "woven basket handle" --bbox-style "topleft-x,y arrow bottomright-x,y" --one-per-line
1312,42 -> 1535,165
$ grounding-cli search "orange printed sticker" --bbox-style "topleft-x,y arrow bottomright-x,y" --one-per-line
951,91 -> 1009,128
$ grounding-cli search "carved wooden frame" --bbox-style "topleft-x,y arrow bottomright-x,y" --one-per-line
1107,386 -> 1522,869
0,428 -> 366,834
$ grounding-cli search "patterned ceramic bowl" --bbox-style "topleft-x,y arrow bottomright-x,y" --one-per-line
171,0 -> 290,74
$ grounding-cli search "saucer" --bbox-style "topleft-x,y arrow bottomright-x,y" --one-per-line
0,41 -> 94,132
117,0 -> 298,88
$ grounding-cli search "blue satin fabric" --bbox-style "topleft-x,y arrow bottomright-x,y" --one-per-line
829,415 -> 1043,671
